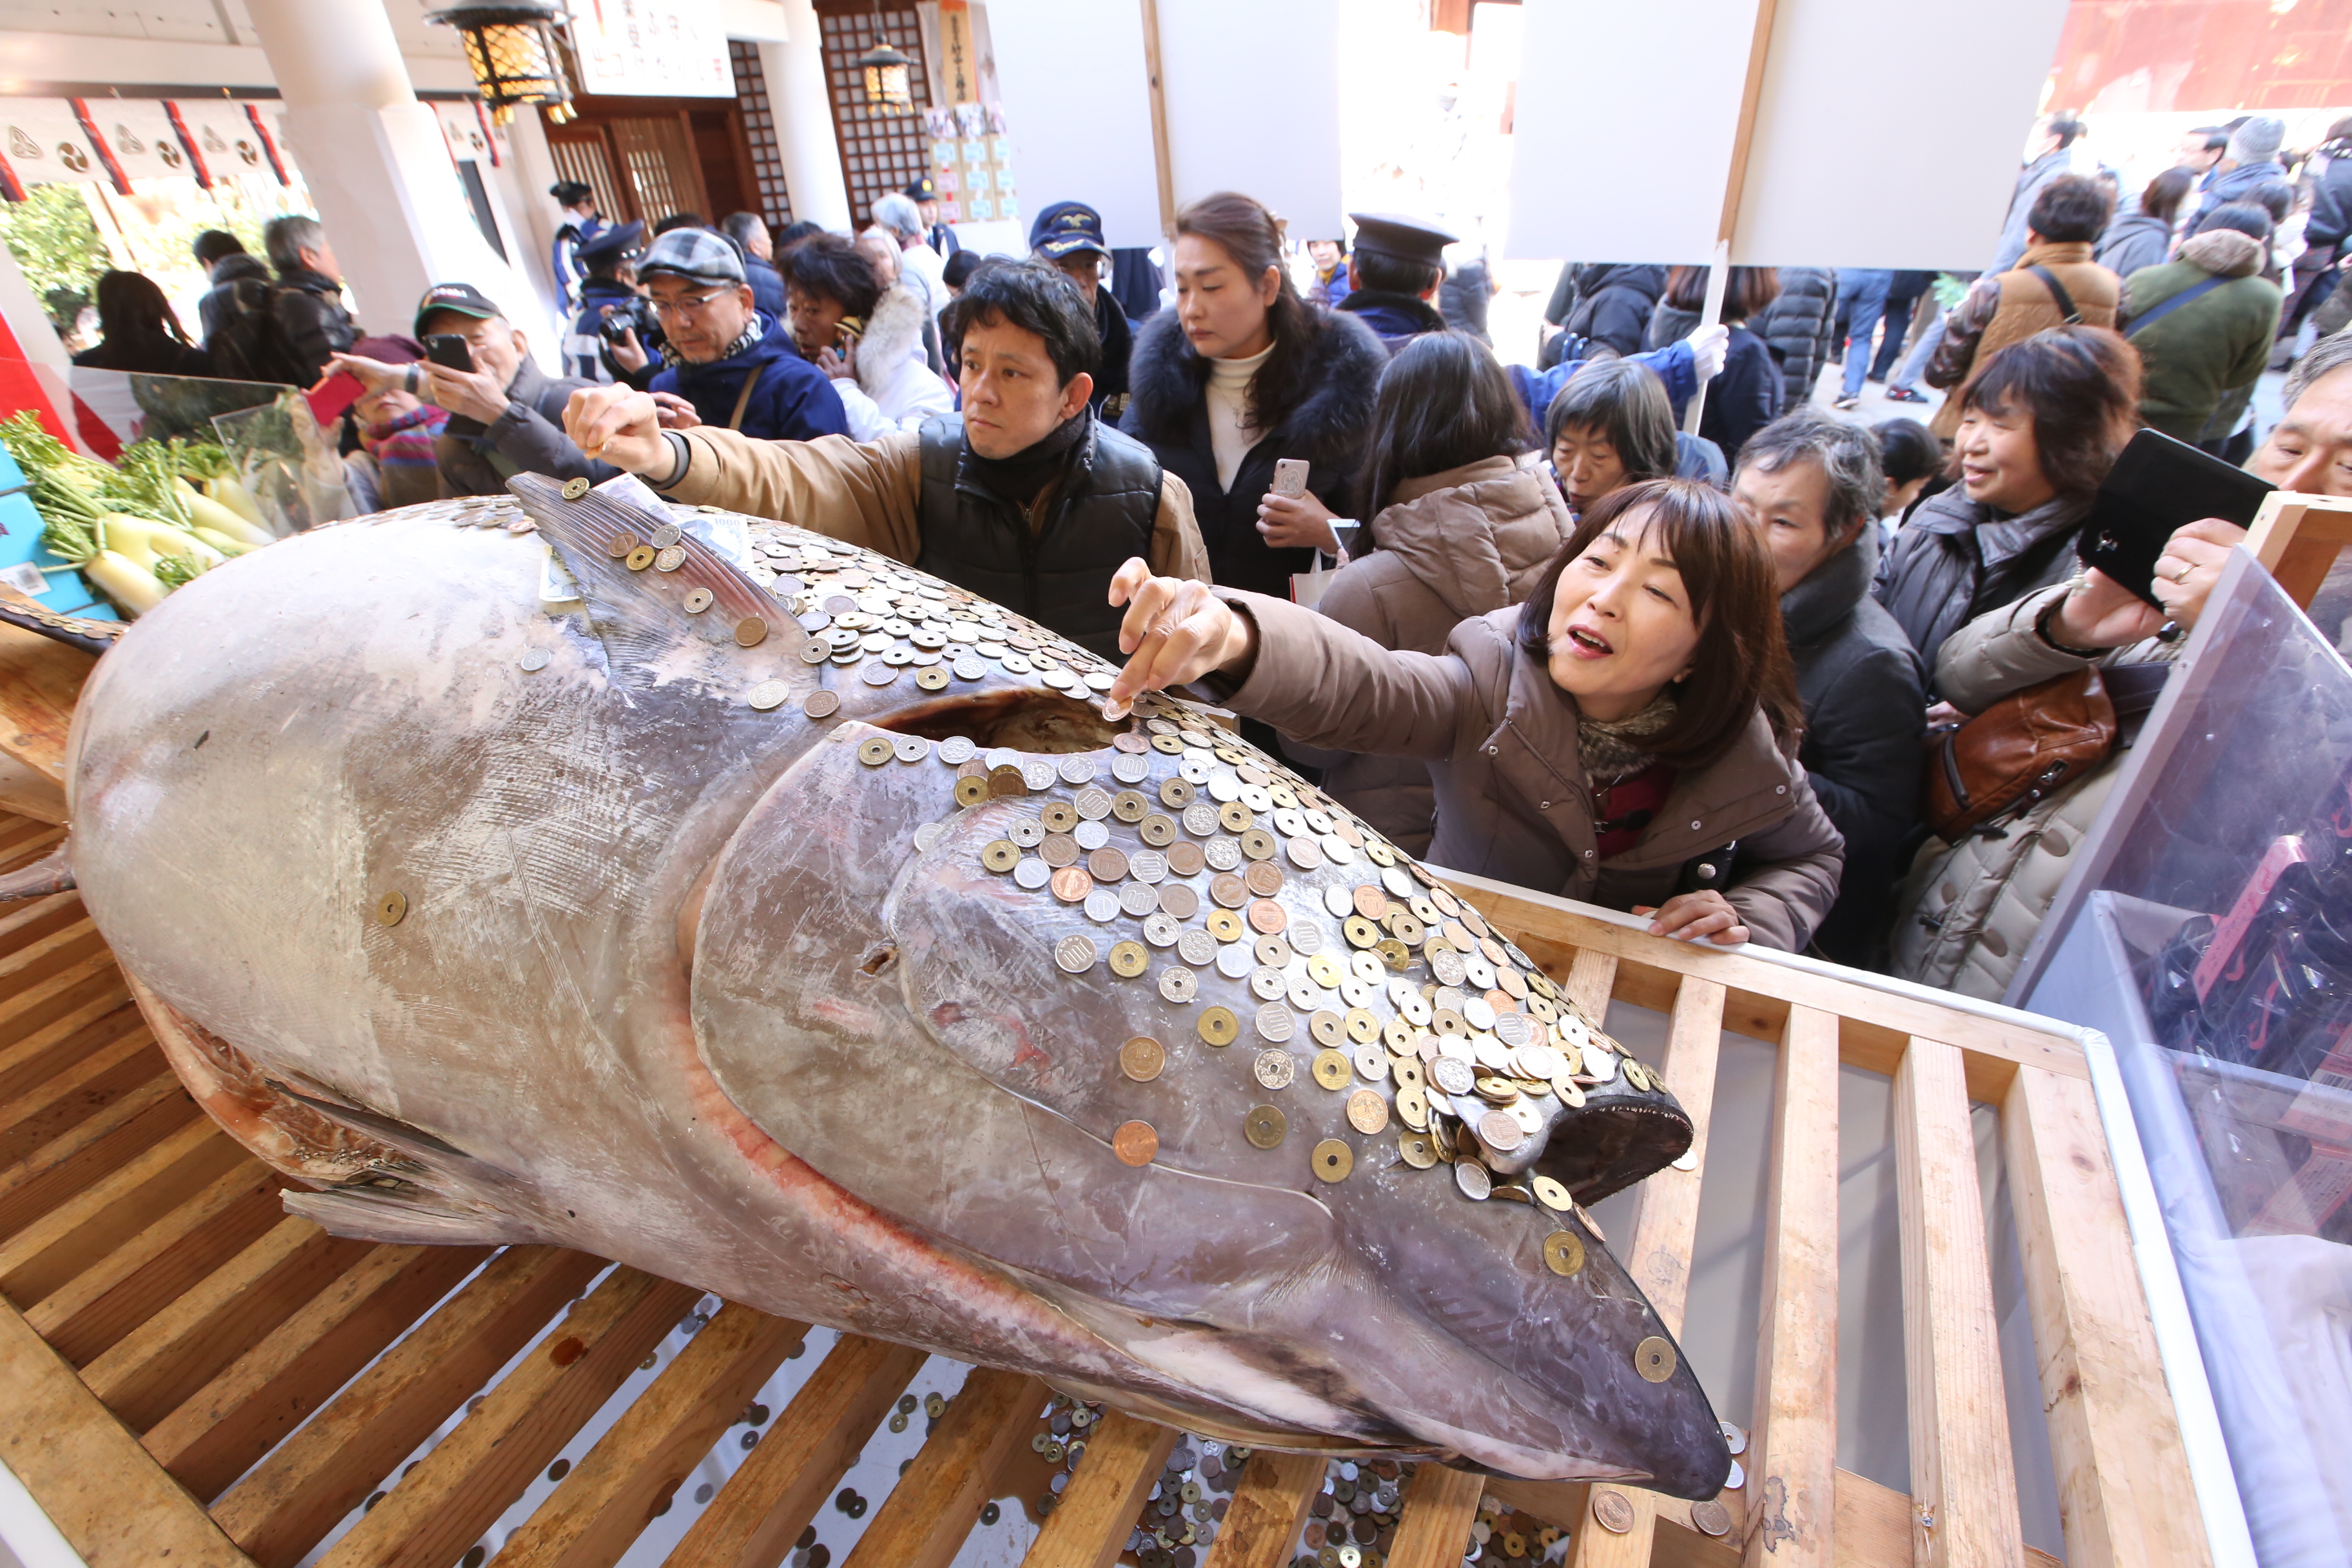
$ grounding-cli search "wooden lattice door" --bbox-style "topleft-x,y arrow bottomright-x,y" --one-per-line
814,1 -> 935,228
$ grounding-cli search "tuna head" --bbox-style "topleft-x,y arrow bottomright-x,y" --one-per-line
66,472 -> 1729,1494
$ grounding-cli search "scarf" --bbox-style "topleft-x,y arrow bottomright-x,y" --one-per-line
962,409 -> 1091,510
1576,694 -> 1677,784
363,404 -> 447,470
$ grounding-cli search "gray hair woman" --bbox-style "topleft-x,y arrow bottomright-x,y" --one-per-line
1542,359 -> 1678,517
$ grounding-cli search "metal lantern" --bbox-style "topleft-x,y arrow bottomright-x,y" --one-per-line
856,38 -> 914,112
429,1 -> 576,125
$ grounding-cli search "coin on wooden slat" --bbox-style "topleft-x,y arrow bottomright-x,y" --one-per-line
1346,1089 -> 1388,1135
1542,1231 -> 1585,1278
1633,1337 -> 1676,1383
1244,1104 -> 1287,1149
1591,1491 -> 1634,1535
1113,1121 -> 1158,1167
1197,1006 -> 1239,1046
1311,1139 -> 1353,1182
1689,1500 -> 1731,1538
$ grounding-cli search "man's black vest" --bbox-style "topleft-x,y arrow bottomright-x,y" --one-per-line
916,413 -> 1162,662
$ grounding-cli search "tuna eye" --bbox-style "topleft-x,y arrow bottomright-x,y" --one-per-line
859,945 -> 900,977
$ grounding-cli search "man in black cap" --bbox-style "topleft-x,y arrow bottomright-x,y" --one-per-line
329,282 -> 611,496
1335,212 -> 1455,353
562,220 -> 664,387
1030,200 -> 1134,416
639,227 -> 847,443
906,177 -> 962,257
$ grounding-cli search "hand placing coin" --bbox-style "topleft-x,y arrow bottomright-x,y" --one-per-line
1103,559 -> 1258,710
562,385 -> 672,475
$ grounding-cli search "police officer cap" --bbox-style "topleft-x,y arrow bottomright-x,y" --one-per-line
1030,201 -> 1111,259
1346,212 -> 1456,268
576,220 -> 647,268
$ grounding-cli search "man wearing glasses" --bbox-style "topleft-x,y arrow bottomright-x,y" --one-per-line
640,228 -> 847,444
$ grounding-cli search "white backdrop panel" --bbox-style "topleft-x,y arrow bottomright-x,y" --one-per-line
981,0 -> 1162,251
1155,0 -> 1343,240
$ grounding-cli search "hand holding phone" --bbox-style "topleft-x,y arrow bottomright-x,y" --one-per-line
423,333 -> 476,375
1271,458 -> 1310,498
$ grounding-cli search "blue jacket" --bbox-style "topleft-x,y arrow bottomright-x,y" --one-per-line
746,255 -> 787,320
652,314 -> 848,442
1507,340 -> 1697,426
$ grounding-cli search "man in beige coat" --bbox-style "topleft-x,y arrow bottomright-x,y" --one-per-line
566,260 -> 1207,661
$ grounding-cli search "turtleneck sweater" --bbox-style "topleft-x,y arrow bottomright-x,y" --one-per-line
1205,342 -> 1273,493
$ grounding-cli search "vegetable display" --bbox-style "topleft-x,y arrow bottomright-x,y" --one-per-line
0,413 -> 277,618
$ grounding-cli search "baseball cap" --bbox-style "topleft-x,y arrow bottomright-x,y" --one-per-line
637,227 -> 747,288
413,281 -> 502,338
1030,201 -> 1110,260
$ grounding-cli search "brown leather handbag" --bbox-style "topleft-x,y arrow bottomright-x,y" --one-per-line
1922,667 -> 2117,839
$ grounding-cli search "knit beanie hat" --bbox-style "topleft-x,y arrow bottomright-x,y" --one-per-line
2229,116 -> 2286,164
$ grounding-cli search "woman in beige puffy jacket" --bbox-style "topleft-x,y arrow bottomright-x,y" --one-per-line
1309,333 -> 1573,854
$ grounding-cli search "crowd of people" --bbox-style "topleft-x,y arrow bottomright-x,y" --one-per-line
57,119 -> 2352,995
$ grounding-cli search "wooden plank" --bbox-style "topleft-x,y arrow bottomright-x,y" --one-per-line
1563,946 -> 1619,1021
82,1217 -> 373,1431
313,1265 -> 698,1568
0,888 -> 87,966
1745,1004 -> 1839,1568
1494,1465 -> 1912,1567
0,1115 -> 246,1306
0,1072 -> 201,1241
1567,973 -> 1729,1568
1387,1464 -> 1484,1568
1446,874 -> 2086,1099
1137,0 -> 1175,236
1200,1449 -> 1324,1568
0,1021 -> 159,1166
0,917 -> 108,999
0,615 -> 95,783
1021,1410 -> 1179,1568
2003,1066 -> 2213,1568
208,1245 -> 599,1567
26,1155 -> 283,1365
1894,1037 -> 2023,1568
0,985 -> 136,1108
661,1333 -> 925,1568
495,1303 -> 808,1568
840,1366 -> 1044,1568
2244,490 -> 2352,609
0,949 -> 129,1055
0,1297 -> 257,1568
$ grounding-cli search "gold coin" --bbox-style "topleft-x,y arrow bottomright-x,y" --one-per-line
1112,1121 -> 1158,1167
747,679 -> 790,710
1311,1049 -> 1352,1091
1109,941 -> 1149,977
1633,1336 -> 1676,1382
1239,828 -> 1276,861
1346,1088 -> 1389,1135
654,545 -> 686,572
1041,801 -> 1079,833
1204,908 -> 1244,942
859,737 -> 896,766
1532,1175 -> 1574,1211
1159,778 -> 1195,808
625,545 -> 657,571
1119,1035 -> 1164,1081
981,840 -> 1020,872
1382,1017 -> 1415,1053
734,616 -> 769,647
1244,1103 -> 1287,1149
1393,1059 -> 1426,1092
1398,1130 -> 1438,1168
1219,802 -> 1251,834
561,476 -> 591,500
1139,814 -> 1177,847
1110,790 -> 1149,822
1543,1230 -> 1586,1277
1309,1010 -> 1346,1048
1306,952 -> 1342,989
375,890 -> 407,926
1376,938 -> 1411,971
916,666 -> 949,691
1553,1076 -> 1586,1109
683,587 -> 714,614
1592,1490 -> 1635,1534
1311,1139 -> 1353,1182
954,776 -> 989,807
1344,1008 -> 1379,1044
1395,1083 -> 1429,1131
1198,1006 -> 1239,1047
1623,1059 -> 1653,1092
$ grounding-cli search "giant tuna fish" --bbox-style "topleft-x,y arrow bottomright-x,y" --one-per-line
50,473 -> 1730,1493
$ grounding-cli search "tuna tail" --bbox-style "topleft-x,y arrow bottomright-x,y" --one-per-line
0,837 -> 73,901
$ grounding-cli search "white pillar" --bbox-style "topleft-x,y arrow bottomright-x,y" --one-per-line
761,0 -> 851,231
240,0 -> 558,357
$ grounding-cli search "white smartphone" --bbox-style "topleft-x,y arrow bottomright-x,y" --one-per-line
1271,458 -> 1310,498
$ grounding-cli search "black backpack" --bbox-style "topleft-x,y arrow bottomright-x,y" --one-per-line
206,276 -> 305,387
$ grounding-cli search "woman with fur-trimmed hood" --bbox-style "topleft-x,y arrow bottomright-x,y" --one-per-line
1121,191 -> 1389,602
784,232 -> 954,440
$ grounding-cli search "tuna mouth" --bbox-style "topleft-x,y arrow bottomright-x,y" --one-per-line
876,687 -> 1124,753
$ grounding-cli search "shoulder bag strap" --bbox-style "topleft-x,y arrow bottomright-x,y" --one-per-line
2123,274 -> 2231,337
725,362 -> 767,432
2026,264 -> 2082,324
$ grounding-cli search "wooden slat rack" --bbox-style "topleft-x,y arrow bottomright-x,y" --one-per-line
0,816 -> 2215,1568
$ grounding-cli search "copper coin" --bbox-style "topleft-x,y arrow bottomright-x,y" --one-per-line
1088,847 -> 1129,883
1689,1499 -> 1730,1538
1039,834 -> 1079,868
1166,841 -> 1206,877
988,766 -> 1027,798
734,616 -> 769,647
1592,1490 -> 1635,1534
1244,861 -> 1284,898
1112,1120 -> 1158,1166
1050,867 -> 1093,903
1210,873 -> 1250,908
1246,899 -> 1287,935
1346,1088 -> 1389,1135
1353,885 -> 1389,919
1119,1036 -> 1165,1081
1157,883 -> 1200,919
603,532 -> 638,558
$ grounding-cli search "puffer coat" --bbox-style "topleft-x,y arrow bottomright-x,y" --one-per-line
1874,484 -> 2090,680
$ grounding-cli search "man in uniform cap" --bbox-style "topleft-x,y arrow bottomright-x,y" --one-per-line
905,176 -> 962,258
562,220 -> 664,387
1335,212 -> 1456,353
1030,200 -> 1135,415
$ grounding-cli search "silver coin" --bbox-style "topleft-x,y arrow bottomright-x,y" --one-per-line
1322,885 -> 1355,919
894,735 -> 931,764
1073,820 -> 1111,851
939,736 -> 977,765
1272,808 -> 1308,838
1253,1049 -> 1296,1090
1286,836 -> 1326,871
1462,955 -> 1498,991
954,656 -> 987,681
914,822 -> 943,852
1008,818 -> 1046,848
518,647 -> 551,672
1239,786 -> 1274,814
1382,866 -> 1416,899
1142,913 -> 1181,948
1583,1043 -> 1619,1082
1002,653 -> 1034,674
1075,785 -> 1115,821
1206,771 -> 1242,803
1432,1057 -> 1476,1095
1178,930 -> 1217,966
1111,753 -> 1152,784
1397,988 -> 1433,1026
1427,1088 -> 1457,1121
1182,801 -> 1220,836
1249,966 -> 1288,1001
1055,936 -> 1097,974
1353,1045 -> 1388,1082
1216,942 -> 1255,980
1320,834 -> 1358,865
1463,997 -> 1497,1033
1014,858 -> 1052,890
1516,1043 -> 1565,1080
1287,975 -> 1328,1014
1179,754 -> 1215,785
1454,1159 -> 1492,1200
1257,1004 -> 1295,1043
1507,1099 -> 1545,1134
1159,966 -> 1199,1003
1505,939 -> 1536,969
1017,760 -> 1052,792
1340,977 -> 1380,1008
1429,949 -> 1467,987
1128,850 -> 1168,885
1039,667 -> 1077,691
1494,1011 -> 1534,1048
1084,670 -> 1117,691
1204,838 -> 1242,872
1119,882 -> 1158,917
1084,888 -> 1122,923
1058,756 -> 1098,785
1304,808 -> 1335,834
1288,919 -> 1325,956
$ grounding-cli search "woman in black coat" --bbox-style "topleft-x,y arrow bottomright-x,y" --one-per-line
1122,191 -> 1388,602
1649,266 -> 1781,464
72,270 -> 211,378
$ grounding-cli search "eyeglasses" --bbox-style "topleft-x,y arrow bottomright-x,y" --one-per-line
647,289 -> 732,320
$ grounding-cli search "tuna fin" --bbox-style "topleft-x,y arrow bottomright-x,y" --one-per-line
0,838 -> 72,901
505,471 -> 800,656
284,1188 -> 542,1248
0,585 -> 122,655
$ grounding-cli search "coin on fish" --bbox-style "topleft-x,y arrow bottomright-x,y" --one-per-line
1054,936 -> 1097,974
1255,1003 -> 1295,1043
1119,1036 -> 1165,1081
1051,867 -> 1093,904
1633,1337 -> 1676,1383
1398,1131 -> 1438,1168
1311,1139 -> 1353,1182
1531,1175 -> 1574,1211
745,678 -> 792,709
1253,1049 -> 1296,1090
1346,1089 -> 1389,1135
1244,1104 -> 1287,1149
654,545 -> 686,573
518,648 -> 551,672
1109,941 -> 1149,978
1311,1049 -> 1352,1092
1196,1004 -> 1236,1046
1543,1230 -> 1585,1278
1113,1121 -> 1159,1167
1454,1159 -> 1491,1200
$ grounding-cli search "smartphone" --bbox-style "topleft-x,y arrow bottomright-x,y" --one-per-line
423,333 -> 476,374
303,369 -> 364,427
1271,458 -> 1310,498
2077,427 -> 2274,607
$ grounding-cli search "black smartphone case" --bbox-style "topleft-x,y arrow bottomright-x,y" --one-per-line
2077,427 -> 2274,607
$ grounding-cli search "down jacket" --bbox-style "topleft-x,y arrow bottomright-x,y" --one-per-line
2123,228 -> 2281,445
830,282 -> 956,440
1750,267 -> 1839,408
1891,580 -> 2180,998
1560,264 -> 1669,358
1874,479 -> 2090,678
1306,456 -> 1574,855
1199,594 -> 1846,952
